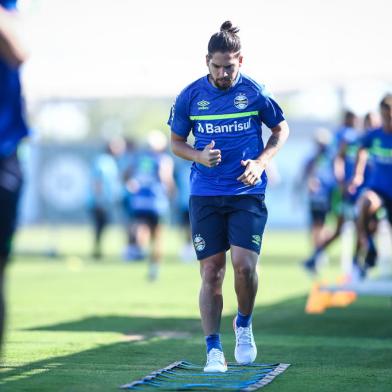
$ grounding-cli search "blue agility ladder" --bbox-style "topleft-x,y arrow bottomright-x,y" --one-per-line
120,360 -> 290,391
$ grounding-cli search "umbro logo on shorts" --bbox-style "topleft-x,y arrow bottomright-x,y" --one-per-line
251,235 -> 261,247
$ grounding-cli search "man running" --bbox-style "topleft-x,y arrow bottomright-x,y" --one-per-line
168,21 -> 289,372
349,94 -> 392,277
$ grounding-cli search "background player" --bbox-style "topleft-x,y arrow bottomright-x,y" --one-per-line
349,94 -> 392,278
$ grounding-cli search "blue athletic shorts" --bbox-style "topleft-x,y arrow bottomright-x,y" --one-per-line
189,194 -> 268,260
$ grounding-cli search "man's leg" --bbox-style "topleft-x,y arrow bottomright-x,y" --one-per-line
199,252 -> 226,335
199,251 -> 227,372
0,260 -> 5,352
0,199 -> 17,355
148,217 -> 162,281
357,190 -> 383,272
303,214 -> 345,274
0,198 -> 15,354
0,154 -> 23,355
231,245 -> 258,315
189,196 -> 229,372
92,207 -> 107,259
226,195 -> 267,365
230,246 -> 259,364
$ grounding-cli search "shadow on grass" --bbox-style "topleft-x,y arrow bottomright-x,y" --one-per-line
24,315 -> 201,335
0,336 -> 204,392
250,296 -> 392,340
2,295 -> 392,391
27,295 -> 392,340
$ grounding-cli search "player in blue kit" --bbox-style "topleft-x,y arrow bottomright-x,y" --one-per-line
302,111 -> 361,274
349,94 -> 392,277
0,0 -> 29,353
299,128 -> 334,256
124,130 -> 174,280
168,21 -> 289,372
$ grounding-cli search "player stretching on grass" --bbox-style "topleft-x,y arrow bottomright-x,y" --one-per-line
168,21 -> 289,372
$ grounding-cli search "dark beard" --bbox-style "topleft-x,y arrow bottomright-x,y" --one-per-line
209,75 -> 232,90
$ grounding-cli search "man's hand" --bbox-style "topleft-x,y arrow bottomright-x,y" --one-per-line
237,159 -> 266,185
348,174 -> 364,195
197,140 -> 222,168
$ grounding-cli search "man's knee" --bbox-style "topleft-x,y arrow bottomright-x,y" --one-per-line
201,257 -> 226,286
232,251 -> 258,279
360,191 -> 382,215
234,261 -> 257,279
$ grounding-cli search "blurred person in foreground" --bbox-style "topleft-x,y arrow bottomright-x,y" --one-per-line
168,21 -> 289,372
303,110 -> 361,275
123,130 -> 175,281
89,137 -> 125,259
348,95 -> 392,278
0,0 -> 29,354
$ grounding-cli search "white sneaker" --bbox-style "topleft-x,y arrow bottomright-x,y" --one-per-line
234,318 -> 257,365
203,348 -> 228,373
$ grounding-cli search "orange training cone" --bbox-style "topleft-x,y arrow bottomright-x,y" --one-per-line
305,282 -> 332,314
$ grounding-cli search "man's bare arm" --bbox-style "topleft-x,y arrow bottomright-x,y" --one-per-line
348,147 -> 368,194
258,120 -> 290,163
237,120 -> 290,185
171,131 -> 222,168
0,6 -> 28,68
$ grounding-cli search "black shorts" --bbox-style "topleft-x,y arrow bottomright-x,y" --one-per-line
189,194 -> 268,260
0,153 -> 23,264
133,211 -> 160,229
310,208 -> 328,225
372,188 -> 392,225
309,199 -> 330,225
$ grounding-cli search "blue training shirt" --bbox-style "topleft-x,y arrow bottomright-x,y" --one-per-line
339,126 -> 360,183
0,0 -> 29,157
167,73 -> 285,196
1,0 -> 16,10
126,150 -> 170,216
361,127 -> 392,199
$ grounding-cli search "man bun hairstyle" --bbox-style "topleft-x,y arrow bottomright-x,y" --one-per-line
208,20 -> 241,56
380,93 -> 392,109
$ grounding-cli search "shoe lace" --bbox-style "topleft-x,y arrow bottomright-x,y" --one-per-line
207,349 -> 224,364
236,326 -> 253,345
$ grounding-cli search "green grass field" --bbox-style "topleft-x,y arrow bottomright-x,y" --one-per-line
0,225 -> 391,391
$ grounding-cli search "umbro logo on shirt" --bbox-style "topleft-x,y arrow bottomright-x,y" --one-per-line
197,100 -> 210,110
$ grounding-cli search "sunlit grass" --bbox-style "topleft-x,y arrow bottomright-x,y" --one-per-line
0,225 -> 391,391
